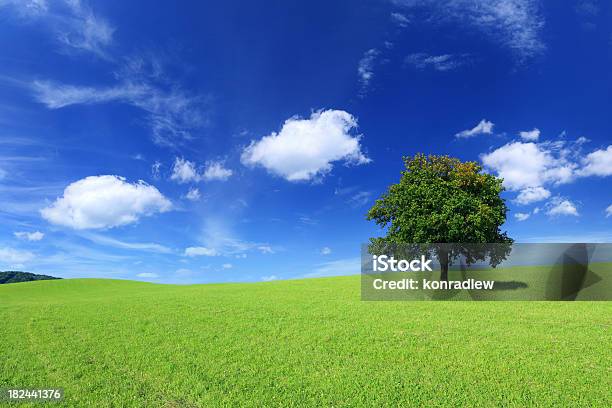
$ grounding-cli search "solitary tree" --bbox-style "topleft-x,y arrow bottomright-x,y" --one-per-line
367,154 -> 513,281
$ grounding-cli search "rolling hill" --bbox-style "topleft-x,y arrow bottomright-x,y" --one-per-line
0,274 -> 610,407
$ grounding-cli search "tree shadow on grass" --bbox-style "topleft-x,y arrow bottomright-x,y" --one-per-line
492,281 -> 528,290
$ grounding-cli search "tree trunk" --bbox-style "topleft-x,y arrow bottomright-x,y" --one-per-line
440,249 -> 449,281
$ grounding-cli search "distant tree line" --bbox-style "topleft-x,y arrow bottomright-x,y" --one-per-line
0,271 -> 61,284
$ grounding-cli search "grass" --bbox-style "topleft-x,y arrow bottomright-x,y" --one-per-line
1,273 -> 611,407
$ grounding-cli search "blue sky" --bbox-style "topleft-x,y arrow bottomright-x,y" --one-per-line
1,0 -> 611,283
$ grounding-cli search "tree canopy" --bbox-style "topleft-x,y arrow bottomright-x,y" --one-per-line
367,154 -> 513,280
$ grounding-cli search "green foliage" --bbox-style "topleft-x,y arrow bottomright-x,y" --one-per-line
367,154 -> 512,245
367,154 -> 513,278
0,276 -> 610,406
0,271 -> 60,284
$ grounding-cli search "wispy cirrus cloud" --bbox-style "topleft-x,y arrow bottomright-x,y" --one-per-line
30,71 -> 208,147
0,0 -> 115,58
405,53 -> 471,71
392,0 -> 545,61
80,232 -> 172,254
357,49 -> 381,96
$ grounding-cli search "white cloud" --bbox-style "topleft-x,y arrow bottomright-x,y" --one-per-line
606,204 -> 612,218
546,197 -> 578,217
257,245 -> 274,254
196,217 -> 273,257
41,175 -> 171,230
14,231 -> 44,241
221,263 -> 233,269
82,233 -> 171,253
185,187 -> 201,201
203,161 -> 233,181
0,0 -> 114,58
578,145 -> 612,177
261,275 -> 277,281
0,247 -> 35,265
519,128 -> 540,141
514,212 -> 530,221
515,186 -> 550,205
30,57 -> 207,147
151,161 -> 162,179
393,0 -> 545,61
136,272 -> 158,279
405,53 -> 470,71
171,159 -> 233,184
348,191 -> 372,207
321,247 -> 332,255
0,0 -> 48,17
184,246 -> 218,257
241,110 -> 370,182
455,119 -> 494,138
57,0 -> 115,58
357,49 -> 380,93
170,158 -> 199,183
532,207 -> 540,214
390,12 -> 410,27
481,141 -> 575,191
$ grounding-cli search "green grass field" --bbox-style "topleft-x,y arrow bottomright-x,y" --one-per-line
1,273 -> 611,407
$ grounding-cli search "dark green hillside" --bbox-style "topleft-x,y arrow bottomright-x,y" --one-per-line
0,271 -> 61,284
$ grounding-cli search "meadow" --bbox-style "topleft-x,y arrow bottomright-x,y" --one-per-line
1,272 -> 610,407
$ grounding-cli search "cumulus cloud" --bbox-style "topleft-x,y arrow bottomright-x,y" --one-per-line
546,197 -> 578,217
261,275 -> 278,281
184,246 -> 218,257
203,161 -> 233,181
40,175 -> 171,230
392,0 -> 545,61
405,53 -> 470,71
577,145 -> 612,177
321,246 -> 332,255
481,141 -> 575,191
14,231 -> 44,241
221,263 -> 233,269
519,128 -> 540,141
455,119 -> 494,138
483,139 -> 612,205
170,158 -> 199,183
514,212 -> 530,221
514,186 -> 550,205
241,110 -> 370,182
170,159 -> 232,183
185,187 -> 201,201
0,247 -> 35,265
606,204 -> 612,218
